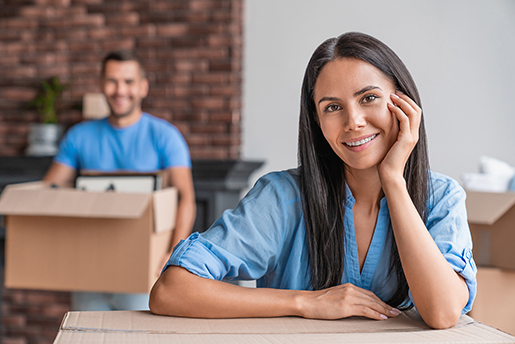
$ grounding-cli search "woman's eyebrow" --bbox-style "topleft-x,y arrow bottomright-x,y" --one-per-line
317,86 -> 383,105
354,85 -> 381,97
317,96 -> 340,105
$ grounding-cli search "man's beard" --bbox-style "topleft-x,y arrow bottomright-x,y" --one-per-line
108,102 -> 137,119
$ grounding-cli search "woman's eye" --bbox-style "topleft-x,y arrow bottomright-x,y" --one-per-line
363,94 -> 377,103
325,104 -> 341,112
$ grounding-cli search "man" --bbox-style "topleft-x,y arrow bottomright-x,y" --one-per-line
43,50 -> 196,311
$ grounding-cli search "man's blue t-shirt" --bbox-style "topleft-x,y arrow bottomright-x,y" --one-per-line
54,113 -> 191,172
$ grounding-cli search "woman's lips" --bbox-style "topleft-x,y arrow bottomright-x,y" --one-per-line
344,133 -> 378,147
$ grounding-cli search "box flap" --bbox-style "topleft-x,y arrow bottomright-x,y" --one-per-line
0,181 -> 44,190
54,310 -> 515,344
57,310 -> 440,334
0,182 -> 151,219
466,190 -> 515,225
152,187 -> 178,233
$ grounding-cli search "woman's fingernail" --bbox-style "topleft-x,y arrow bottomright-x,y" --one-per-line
396,90 -> 405,95
390,308 -> 401,315
387,102 -> 395,107
391,93 -> 400,99
380,314 -> 388,320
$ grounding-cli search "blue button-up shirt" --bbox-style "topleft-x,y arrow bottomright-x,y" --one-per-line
166,169 -> 477,313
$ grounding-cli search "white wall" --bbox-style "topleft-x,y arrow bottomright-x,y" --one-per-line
242,0 -> 515,189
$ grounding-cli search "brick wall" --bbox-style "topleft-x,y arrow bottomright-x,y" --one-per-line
0,0 -> 243,159
0,1 -> 243,343
2,285 -> 70,344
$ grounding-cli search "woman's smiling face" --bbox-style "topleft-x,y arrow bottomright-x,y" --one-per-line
314,58 -> 399,174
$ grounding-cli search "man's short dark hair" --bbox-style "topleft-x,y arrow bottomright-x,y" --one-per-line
101,50 -> 146,78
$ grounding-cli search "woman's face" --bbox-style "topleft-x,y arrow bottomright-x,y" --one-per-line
313,58 -> 399,173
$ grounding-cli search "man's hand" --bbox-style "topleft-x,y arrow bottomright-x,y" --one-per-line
43,162 -> 77,187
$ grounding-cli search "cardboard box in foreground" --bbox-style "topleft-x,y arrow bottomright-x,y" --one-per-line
0,182 -> 177,294
466,190 -> 515,270
469,267 -> 515,336
53,310 -> 515,344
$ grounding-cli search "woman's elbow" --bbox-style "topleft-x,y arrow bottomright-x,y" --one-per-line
149,268 -> 182,316
418,285 -> 468,329
423,308 -> 462,329
149,278 -> 169,315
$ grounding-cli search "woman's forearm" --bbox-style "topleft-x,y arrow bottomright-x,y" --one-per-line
382,177 -> 468,329
149,266 -> 301,318
149,266 -> 400,321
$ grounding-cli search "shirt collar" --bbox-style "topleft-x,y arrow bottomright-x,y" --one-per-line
344,183 -> 388,209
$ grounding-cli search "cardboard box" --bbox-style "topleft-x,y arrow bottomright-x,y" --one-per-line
469,267 -> 515,336
0,181 -> 177,293
465,190 -> 515,270
52,310 -> 515,344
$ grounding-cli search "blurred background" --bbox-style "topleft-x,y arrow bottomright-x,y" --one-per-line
243,0 -> 515,187
1,0 -> 514,343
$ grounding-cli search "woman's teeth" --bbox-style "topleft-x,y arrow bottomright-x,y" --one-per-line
345,134 -> 377,147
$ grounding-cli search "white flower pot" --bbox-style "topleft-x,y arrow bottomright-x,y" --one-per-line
25,123 -> 64,156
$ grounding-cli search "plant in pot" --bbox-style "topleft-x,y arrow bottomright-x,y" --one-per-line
26,77 -> 66,156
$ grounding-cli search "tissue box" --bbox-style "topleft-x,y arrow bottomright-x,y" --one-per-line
466,190 -> 515,270
462,173 -> 512,193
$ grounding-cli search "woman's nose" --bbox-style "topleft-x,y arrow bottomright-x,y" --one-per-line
344,108 -> 366,131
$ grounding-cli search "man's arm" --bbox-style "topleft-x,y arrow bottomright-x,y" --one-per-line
167,166 -> 196,250
43,162 -> 77,187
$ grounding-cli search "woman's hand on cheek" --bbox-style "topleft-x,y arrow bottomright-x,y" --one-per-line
378,91 -> 422,183
298,283 -> 401,320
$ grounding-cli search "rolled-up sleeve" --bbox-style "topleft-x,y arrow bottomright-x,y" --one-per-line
164,232 -> 248,280
423,174 -> 477,314
162,171 -> 301,282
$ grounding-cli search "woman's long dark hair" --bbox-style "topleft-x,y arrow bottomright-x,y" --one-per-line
298,32 -> 430,307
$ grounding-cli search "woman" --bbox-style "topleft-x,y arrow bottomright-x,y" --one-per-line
150,32 -> 476,329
